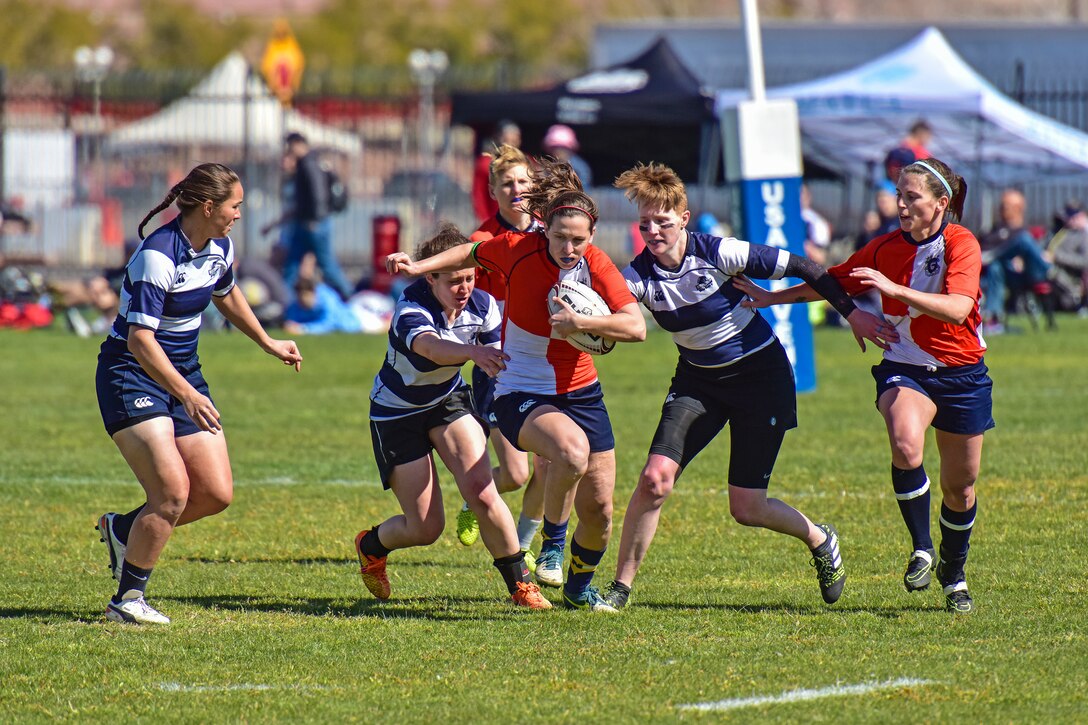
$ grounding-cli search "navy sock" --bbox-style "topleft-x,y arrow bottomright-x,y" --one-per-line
359,525 -> 392,558
564,538 -> 605,597
540,517 -> 568,555
939,501 -> 977,562
114,560 -> 153,603
891,465 -> 933,551
493,551 -> 530,594
113,504 -> 146,546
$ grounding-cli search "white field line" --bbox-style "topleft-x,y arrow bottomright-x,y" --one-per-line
158,683 -> 332,693
676,677 -> 937,712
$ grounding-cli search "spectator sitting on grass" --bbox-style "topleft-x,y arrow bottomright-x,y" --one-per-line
284,276 -> 362,335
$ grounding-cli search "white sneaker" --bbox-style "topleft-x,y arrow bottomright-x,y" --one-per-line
534,548 -> 564,588
105,596 -> 170,625
96,512 -> 126,582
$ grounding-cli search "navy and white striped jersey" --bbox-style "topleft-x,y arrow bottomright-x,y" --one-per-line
370,278 -> 501,421
102,218 -> 235,361
623,231 -> 789,368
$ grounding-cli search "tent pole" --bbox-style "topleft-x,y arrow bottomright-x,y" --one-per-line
974,115 -> 987,232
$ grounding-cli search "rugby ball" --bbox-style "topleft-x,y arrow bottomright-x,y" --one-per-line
547,279 -> 616,355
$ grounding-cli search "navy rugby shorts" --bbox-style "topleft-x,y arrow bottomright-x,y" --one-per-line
648,341 -> 797,488
369,388 -> 483,489
492,381 -> 615,454
96,350 -> 212,438
872,359 -> 995,435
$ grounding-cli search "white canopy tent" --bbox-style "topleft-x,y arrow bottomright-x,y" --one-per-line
107,52 -> 361,156
715,27 -> 1088,187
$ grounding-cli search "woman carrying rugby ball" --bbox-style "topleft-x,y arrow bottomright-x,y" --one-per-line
386,159 -> 645,611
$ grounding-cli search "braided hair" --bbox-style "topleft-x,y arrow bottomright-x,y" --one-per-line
138,163 -> 240,239
520,157 -> 597,230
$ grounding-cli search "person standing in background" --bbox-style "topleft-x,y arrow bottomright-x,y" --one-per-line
471,120 -> 522,223
281,132 -> 354,300
542,125 -> 593,188
801,184 -> 831,266
901,120 -> 933,161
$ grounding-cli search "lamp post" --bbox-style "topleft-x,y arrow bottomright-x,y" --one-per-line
407,49 -> 448,165
74,45 -> 113,200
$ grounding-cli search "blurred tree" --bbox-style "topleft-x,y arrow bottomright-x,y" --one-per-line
119,0 -> 256,70
0,0 -> 104,68
296,0 -> 586,73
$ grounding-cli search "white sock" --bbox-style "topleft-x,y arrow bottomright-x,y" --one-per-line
516,514 -> 542,550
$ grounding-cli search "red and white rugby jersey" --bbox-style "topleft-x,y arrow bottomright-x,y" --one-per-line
469,214 -> 543,304
471,230 -> 635,396
829,223 -> 986,368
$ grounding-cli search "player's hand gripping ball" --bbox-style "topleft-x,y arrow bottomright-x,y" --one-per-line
547,279 -> 615,355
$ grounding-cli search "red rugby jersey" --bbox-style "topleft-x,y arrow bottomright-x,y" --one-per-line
829,223 -> 985,368
469,214 -> 542,303
472,231 -> 634,396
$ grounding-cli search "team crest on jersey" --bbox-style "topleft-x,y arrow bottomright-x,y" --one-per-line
652,289 -> 665,302
924,254 -> 941,277
695,275 -> 714,292
175,273 -> 187,285
207,259 -> 228,279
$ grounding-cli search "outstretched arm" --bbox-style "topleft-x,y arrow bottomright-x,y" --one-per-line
386,243 -> 476,277
214,285 -> 303,371
733,252 -> 899,352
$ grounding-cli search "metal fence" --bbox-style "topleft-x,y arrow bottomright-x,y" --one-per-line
2,63 -> 1087,274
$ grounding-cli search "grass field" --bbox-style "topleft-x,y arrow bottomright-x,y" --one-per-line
1,319 -> 1086,722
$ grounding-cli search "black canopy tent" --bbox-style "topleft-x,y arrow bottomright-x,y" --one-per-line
450,38 -> 721,185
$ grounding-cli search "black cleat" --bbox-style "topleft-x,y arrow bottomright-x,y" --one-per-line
943,586 -> 974,613
936,551 -> 973,614
600,580 -> 631,610
810,524 -> 846,604
903,548 -> 936,592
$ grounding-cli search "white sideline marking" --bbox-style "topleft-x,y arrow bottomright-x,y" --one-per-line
159,683 -> 329,693
676,677 -> 937,712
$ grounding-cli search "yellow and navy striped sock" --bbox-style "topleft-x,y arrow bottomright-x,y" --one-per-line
565,538 -> 605,597
540,517 -> 568,555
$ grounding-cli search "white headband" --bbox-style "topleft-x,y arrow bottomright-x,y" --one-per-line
910,160 -> 953,197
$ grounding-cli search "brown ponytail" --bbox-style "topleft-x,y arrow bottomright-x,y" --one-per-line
520,157 -> 597,229
137,163 -> 241,239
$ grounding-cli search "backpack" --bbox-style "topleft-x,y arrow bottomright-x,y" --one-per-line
324,166 -> 349,213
